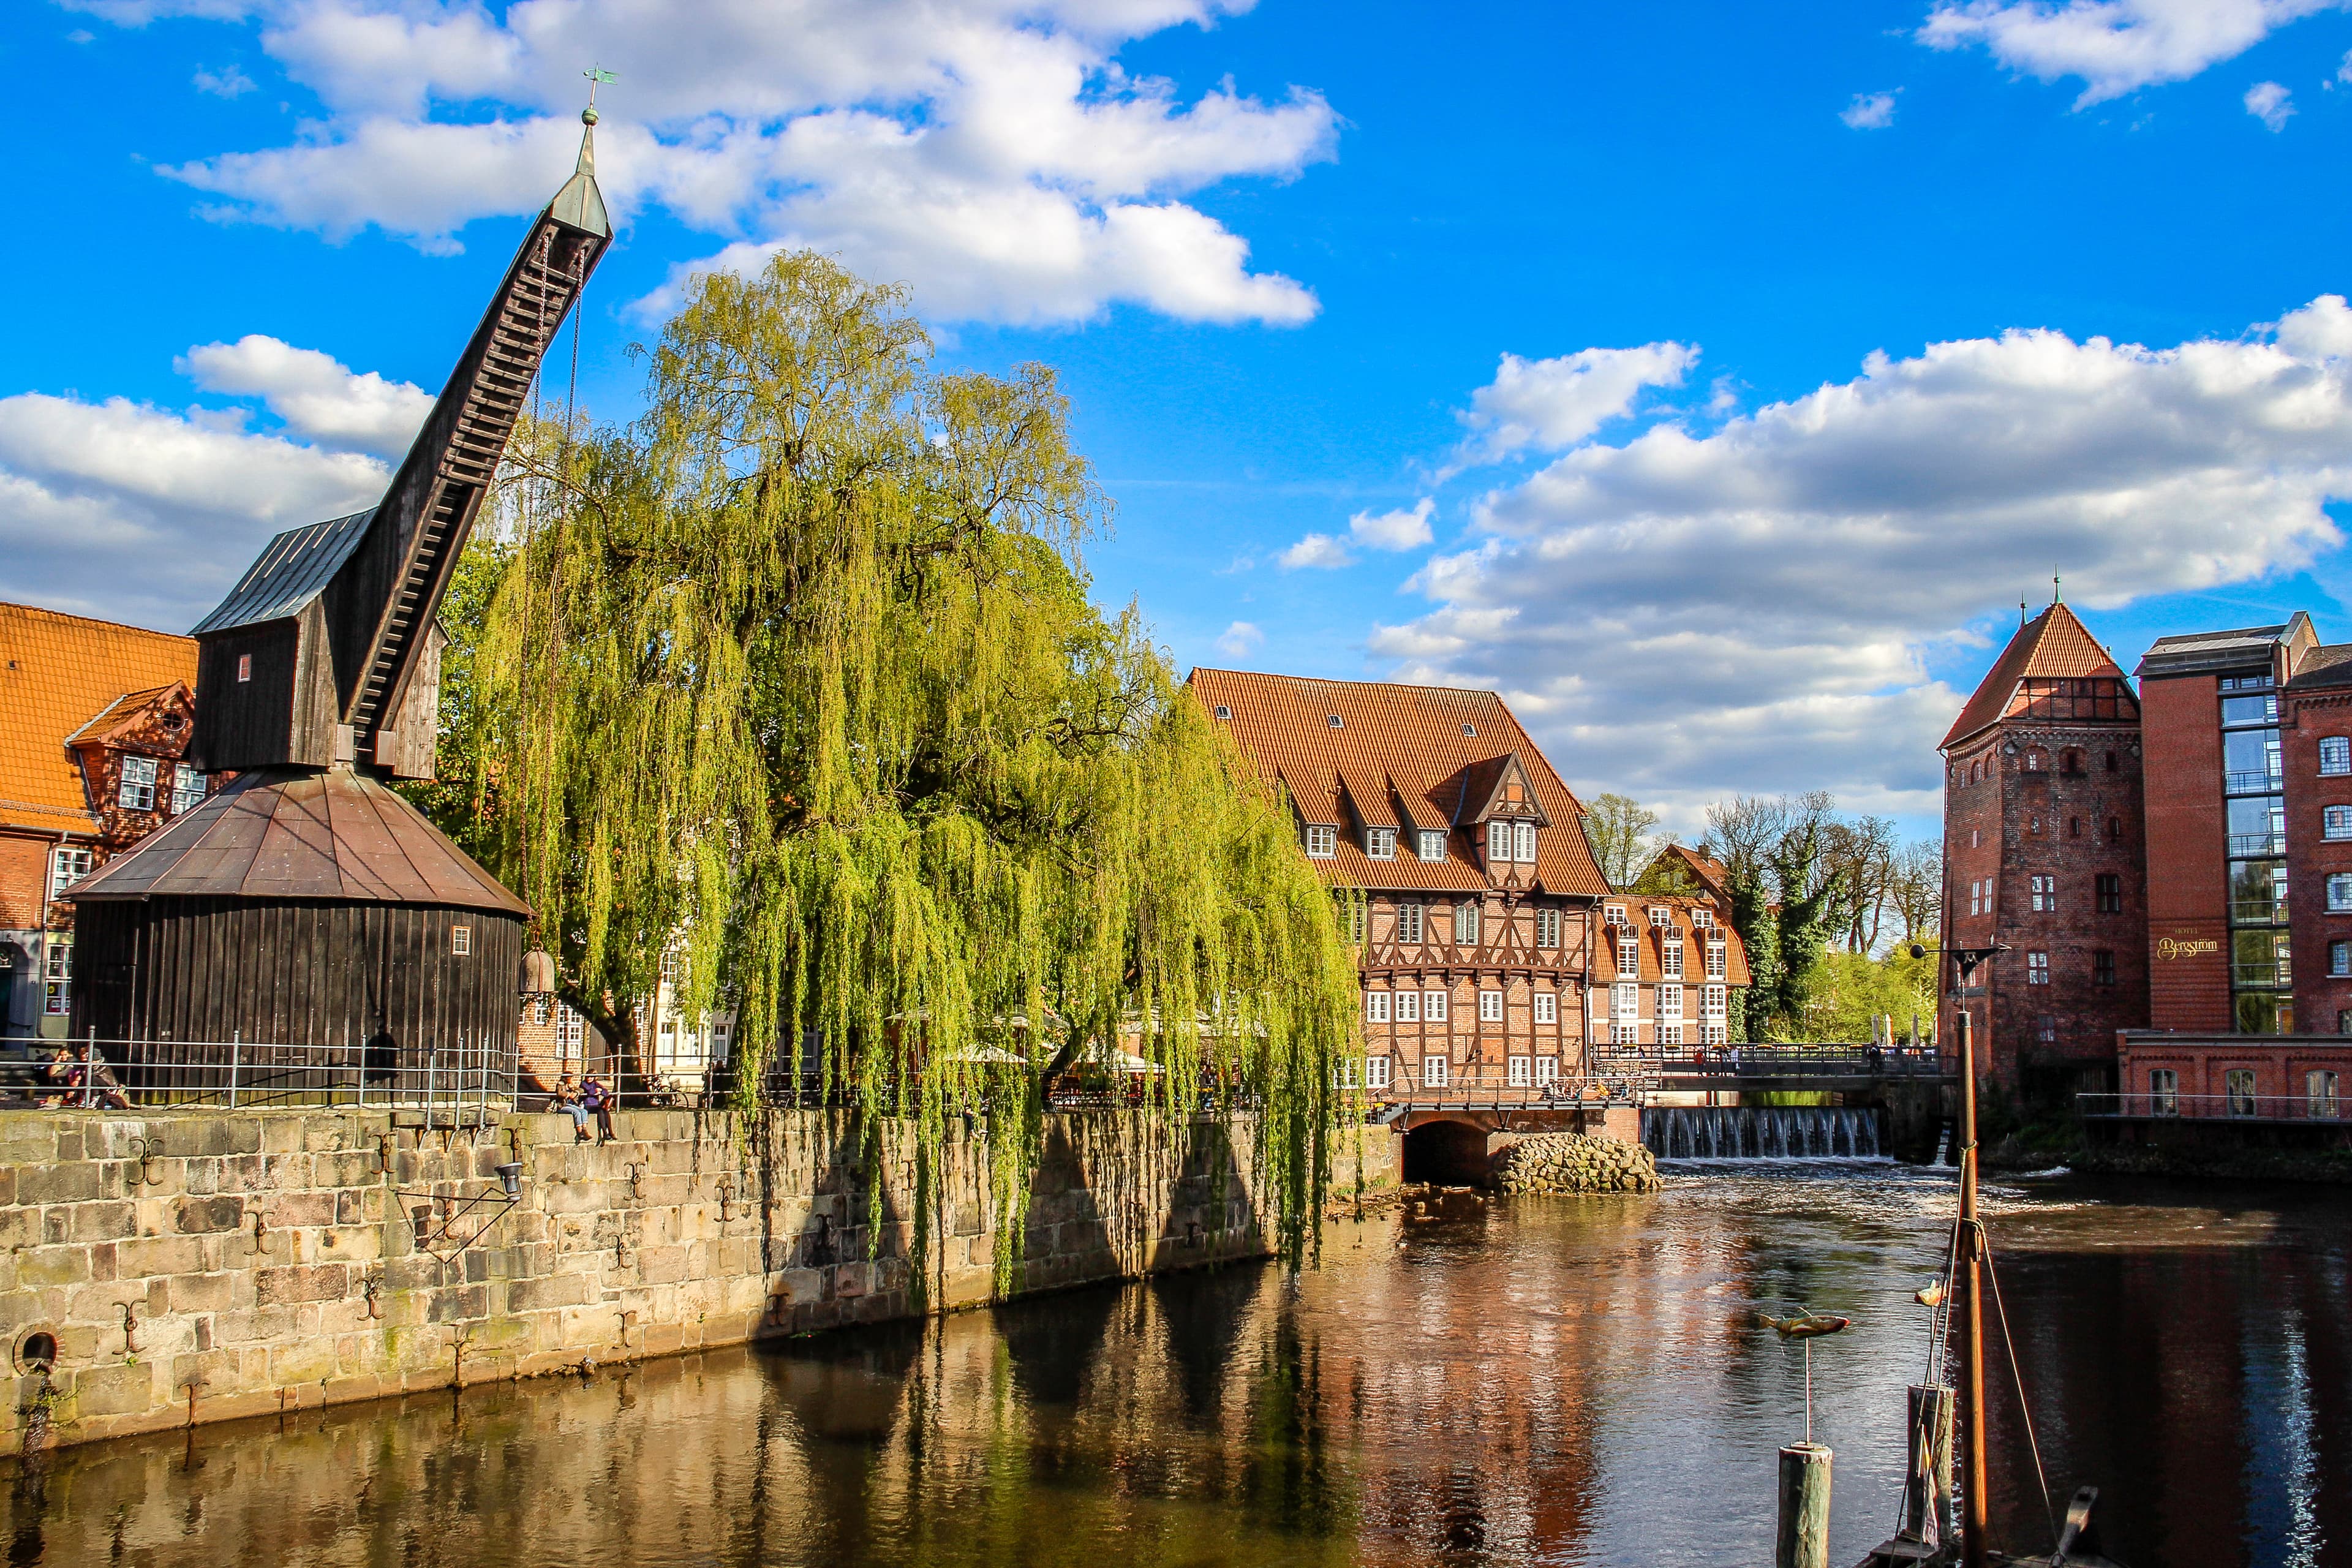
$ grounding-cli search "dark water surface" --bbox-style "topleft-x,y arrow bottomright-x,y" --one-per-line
6,1164 -> 2348,1567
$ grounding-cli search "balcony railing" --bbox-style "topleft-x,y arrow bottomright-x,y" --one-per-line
2231,963 -> 2291,988
2079,1090 -> 2344,1123
2228,832 -> 2287,856
2224,769 -> 2283,796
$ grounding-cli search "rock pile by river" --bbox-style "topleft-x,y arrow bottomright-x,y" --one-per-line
1493,1133 -> 1661,1194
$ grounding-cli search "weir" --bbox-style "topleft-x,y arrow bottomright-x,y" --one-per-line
1642,1105 -> 1883,1161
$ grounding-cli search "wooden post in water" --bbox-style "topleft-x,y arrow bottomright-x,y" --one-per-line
1905,1383 -> 1955,1543
1777,1442 -> 1833,1568
1956,1001 -> 1989,1568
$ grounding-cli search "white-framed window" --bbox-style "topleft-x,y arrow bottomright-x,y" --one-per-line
170,763 -> 205,815
1423,1055 -> 1449,1088
1514,822 -> 1536,861
451,924 -> 473,956
2027,950 -> 2049,984
1656,982 -> 1683,1022
1479,989 -> 1503,1023
1366,827 -> 1396,859
49,845 -> 92,898
1660,935 -> 1684,978
1701,983 -> 1727,1020
2332,941 -> 2351,979
1533,991 -> 1556,1025
1616,930 -> 1640,973
1487,820 -> 1512,861
1659,1022 -> 1684,1047
1611,981 -> 1639,1025
2149,1068 -> 2178,1115
2324,736 -> 2352,776
1338,1057 -> 1360,1088
2030,875 -> 2054,913
1536,908 -> 1561,948
1425,989 -> 1449,1023
1417,829 -> 1447,861
2227,1069 -> 2257,1117
43,938 -> 72,1016
1705,940 -> 1727,980
1455,902 -> 1480,944
2309,1069 -> 2339,1120
1508,1055 -> 1531,1087
1367,1056 -> 1392,1089
1396,990 -> 1421,1023
1396,902 -> 1424,944
1535,1055 -> 1558,1085
2328,806 -> 2352,842
1305,824 -> 1336,858
1365,990 -> 1392,1023
1604,903 -> 1627,925
2331,874 -> 2352,913
1648,906 -> 1672,928
117,754 -> 157,812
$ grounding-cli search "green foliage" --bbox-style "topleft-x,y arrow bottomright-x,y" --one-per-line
1629,853 -> 1700,898
396,530 -> 511,866
467,252 -> 1359,1276
1793,948 -> 1937,1043
1725,867 -> 1777,1044
1580,793 -> 1659,889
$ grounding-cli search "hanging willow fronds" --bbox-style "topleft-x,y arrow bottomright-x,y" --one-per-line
473,252 -> 1360,1273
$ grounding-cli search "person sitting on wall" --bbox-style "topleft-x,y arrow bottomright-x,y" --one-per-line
580,1073 -> 616,1143
552,1074 -> 592,1143
46,1044 -> 130,1109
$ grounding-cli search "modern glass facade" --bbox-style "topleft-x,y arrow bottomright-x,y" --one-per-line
2221,674 -> 2293,1033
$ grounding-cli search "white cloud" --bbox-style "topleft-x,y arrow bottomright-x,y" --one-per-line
0,337 -> 414,630
1920,0 -> 2343,107
1841,91 -> 1899,128
110,0 -> 1336,327
1457,342 -> 1698,464
2245,79 -> 2296,127
1347,497 -> 1434,551
1279,533 -> 1353,570
1372,298 -> 2352,820
193,62 -> 254,97
1215,620 -> 1263,657
178,334 -> 431,459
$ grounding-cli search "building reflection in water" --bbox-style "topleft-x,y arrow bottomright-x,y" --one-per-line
4,1169 -> 2348,1568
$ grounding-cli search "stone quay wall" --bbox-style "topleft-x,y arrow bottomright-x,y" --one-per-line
1,1106 -> 1398,1456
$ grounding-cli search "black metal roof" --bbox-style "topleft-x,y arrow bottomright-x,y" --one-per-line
189,508 -> 373,636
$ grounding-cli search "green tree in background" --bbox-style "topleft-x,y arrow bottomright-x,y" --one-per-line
1582,793 -> 1660,888
435,254 -> 1360,1272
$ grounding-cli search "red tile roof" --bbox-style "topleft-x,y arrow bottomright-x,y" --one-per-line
1188,669 -> 1610,898
1942,603 -> 2128,750
1594,894 -> 1752,986
0,603 -> 198,835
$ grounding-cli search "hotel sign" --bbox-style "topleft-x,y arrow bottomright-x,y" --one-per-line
2155,937 -> 2220,960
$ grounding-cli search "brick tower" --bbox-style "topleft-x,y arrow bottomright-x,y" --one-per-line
1940,599 -> 2149,1101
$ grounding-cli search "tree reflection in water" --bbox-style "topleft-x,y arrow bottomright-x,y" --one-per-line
2,1168 -> 2348,1568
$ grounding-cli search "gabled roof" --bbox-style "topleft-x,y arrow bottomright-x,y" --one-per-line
1644,842 -> 1730,902
1942,603 -> 2130,750
66,685 -> 190,751
2285,643 -> 2352,693
1456,751 -> 1551,827
0,602 -> 198,835
1595,894 -> 1752,986
64,767 -> 528,916
189,509 -> 374,636
1188,669 -> 1609,897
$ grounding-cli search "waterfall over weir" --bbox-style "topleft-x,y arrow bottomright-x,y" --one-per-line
1642,1106 -> 1883,1161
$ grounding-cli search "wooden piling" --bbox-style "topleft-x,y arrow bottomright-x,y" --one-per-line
1905,1384 -> 1955,1543
1776,1442 -> 1833,1568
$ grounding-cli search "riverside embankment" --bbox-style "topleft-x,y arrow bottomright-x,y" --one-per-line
0,1106 -> 1396,1455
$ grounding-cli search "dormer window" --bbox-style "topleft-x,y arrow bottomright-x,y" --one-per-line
1514,822 -> 1536,861
117,755 -> 158,812
169,763 -> 205,816
1488,821 -> 1511,861
1365,827 -> 1396,859
1305,825 -> 1336,858
1648,907 -> 1672,928
1462,723 -> 1476,736
1213,704 -> 1232,720
1417,829 -> 1446,861
1604,903 -> 1627,925
1327,714 -> 1344,729
1692,908 -> 1715,929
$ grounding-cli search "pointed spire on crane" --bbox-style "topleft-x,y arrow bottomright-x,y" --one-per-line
548,67 -> 614,239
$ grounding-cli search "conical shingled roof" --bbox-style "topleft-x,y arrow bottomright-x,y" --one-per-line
1942,603 -> 2129,750
62,767 -> 528,916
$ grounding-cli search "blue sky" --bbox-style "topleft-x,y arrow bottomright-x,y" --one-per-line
12,1 -> 2352,839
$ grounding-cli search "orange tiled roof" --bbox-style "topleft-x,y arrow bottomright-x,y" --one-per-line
1943,603 -> 2128,750
1188,669 -> 1610,899
1648,842 -> 1730,900
0,603 -> 197,835
1594,893 -> 1752,986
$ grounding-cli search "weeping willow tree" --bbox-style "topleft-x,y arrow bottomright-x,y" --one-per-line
474,252 -> 1359,1272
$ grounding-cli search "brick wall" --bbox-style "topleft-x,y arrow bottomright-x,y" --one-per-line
2284,688 -> 2352,1035
1359,889 -> 1587,1085
0,1107 -> 1398,1456
2141,673 -> 2233,1029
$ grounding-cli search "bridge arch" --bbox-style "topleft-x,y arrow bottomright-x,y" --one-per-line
1402,1117 -> 1493,1186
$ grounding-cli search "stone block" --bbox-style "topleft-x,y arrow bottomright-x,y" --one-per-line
17,1246 -> 92,1290
162,1271 -> 241,1316
314,1150 -> 380,1189
17,1163 -> 102,1206
173,1195 -> 245,1235
269,1337 -> 339,1387
67,1360 -> 157,1419
65,1200 -> 138,1244
255,1264 -> 350,1307
270,1191 -> 338,1229
0,1118 -> 57,1166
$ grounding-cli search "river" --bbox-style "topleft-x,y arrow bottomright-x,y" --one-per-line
4,1163 -> 2346,1567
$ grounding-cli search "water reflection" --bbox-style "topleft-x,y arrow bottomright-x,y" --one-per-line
4,1167 -> 2345,1567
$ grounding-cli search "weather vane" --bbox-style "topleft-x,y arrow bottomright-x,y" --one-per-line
584,66 -> 618,123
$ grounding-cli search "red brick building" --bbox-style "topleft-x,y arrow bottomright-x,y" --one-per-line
0,603 -> 203,1042
1939,603 -> 2149,1096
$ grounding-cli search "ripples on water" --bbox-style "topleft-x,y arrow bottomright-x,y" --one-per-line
5,1165 -> 2346,1567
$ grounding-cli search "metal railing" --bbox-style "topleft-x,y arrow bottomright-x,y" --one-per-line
2223,769 -> 2283,796
1641,1044 -> 1951,1079
4,1035 -> 514,1129
2079,1090 -> 2345,1123
2229,832 -> 2287,856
